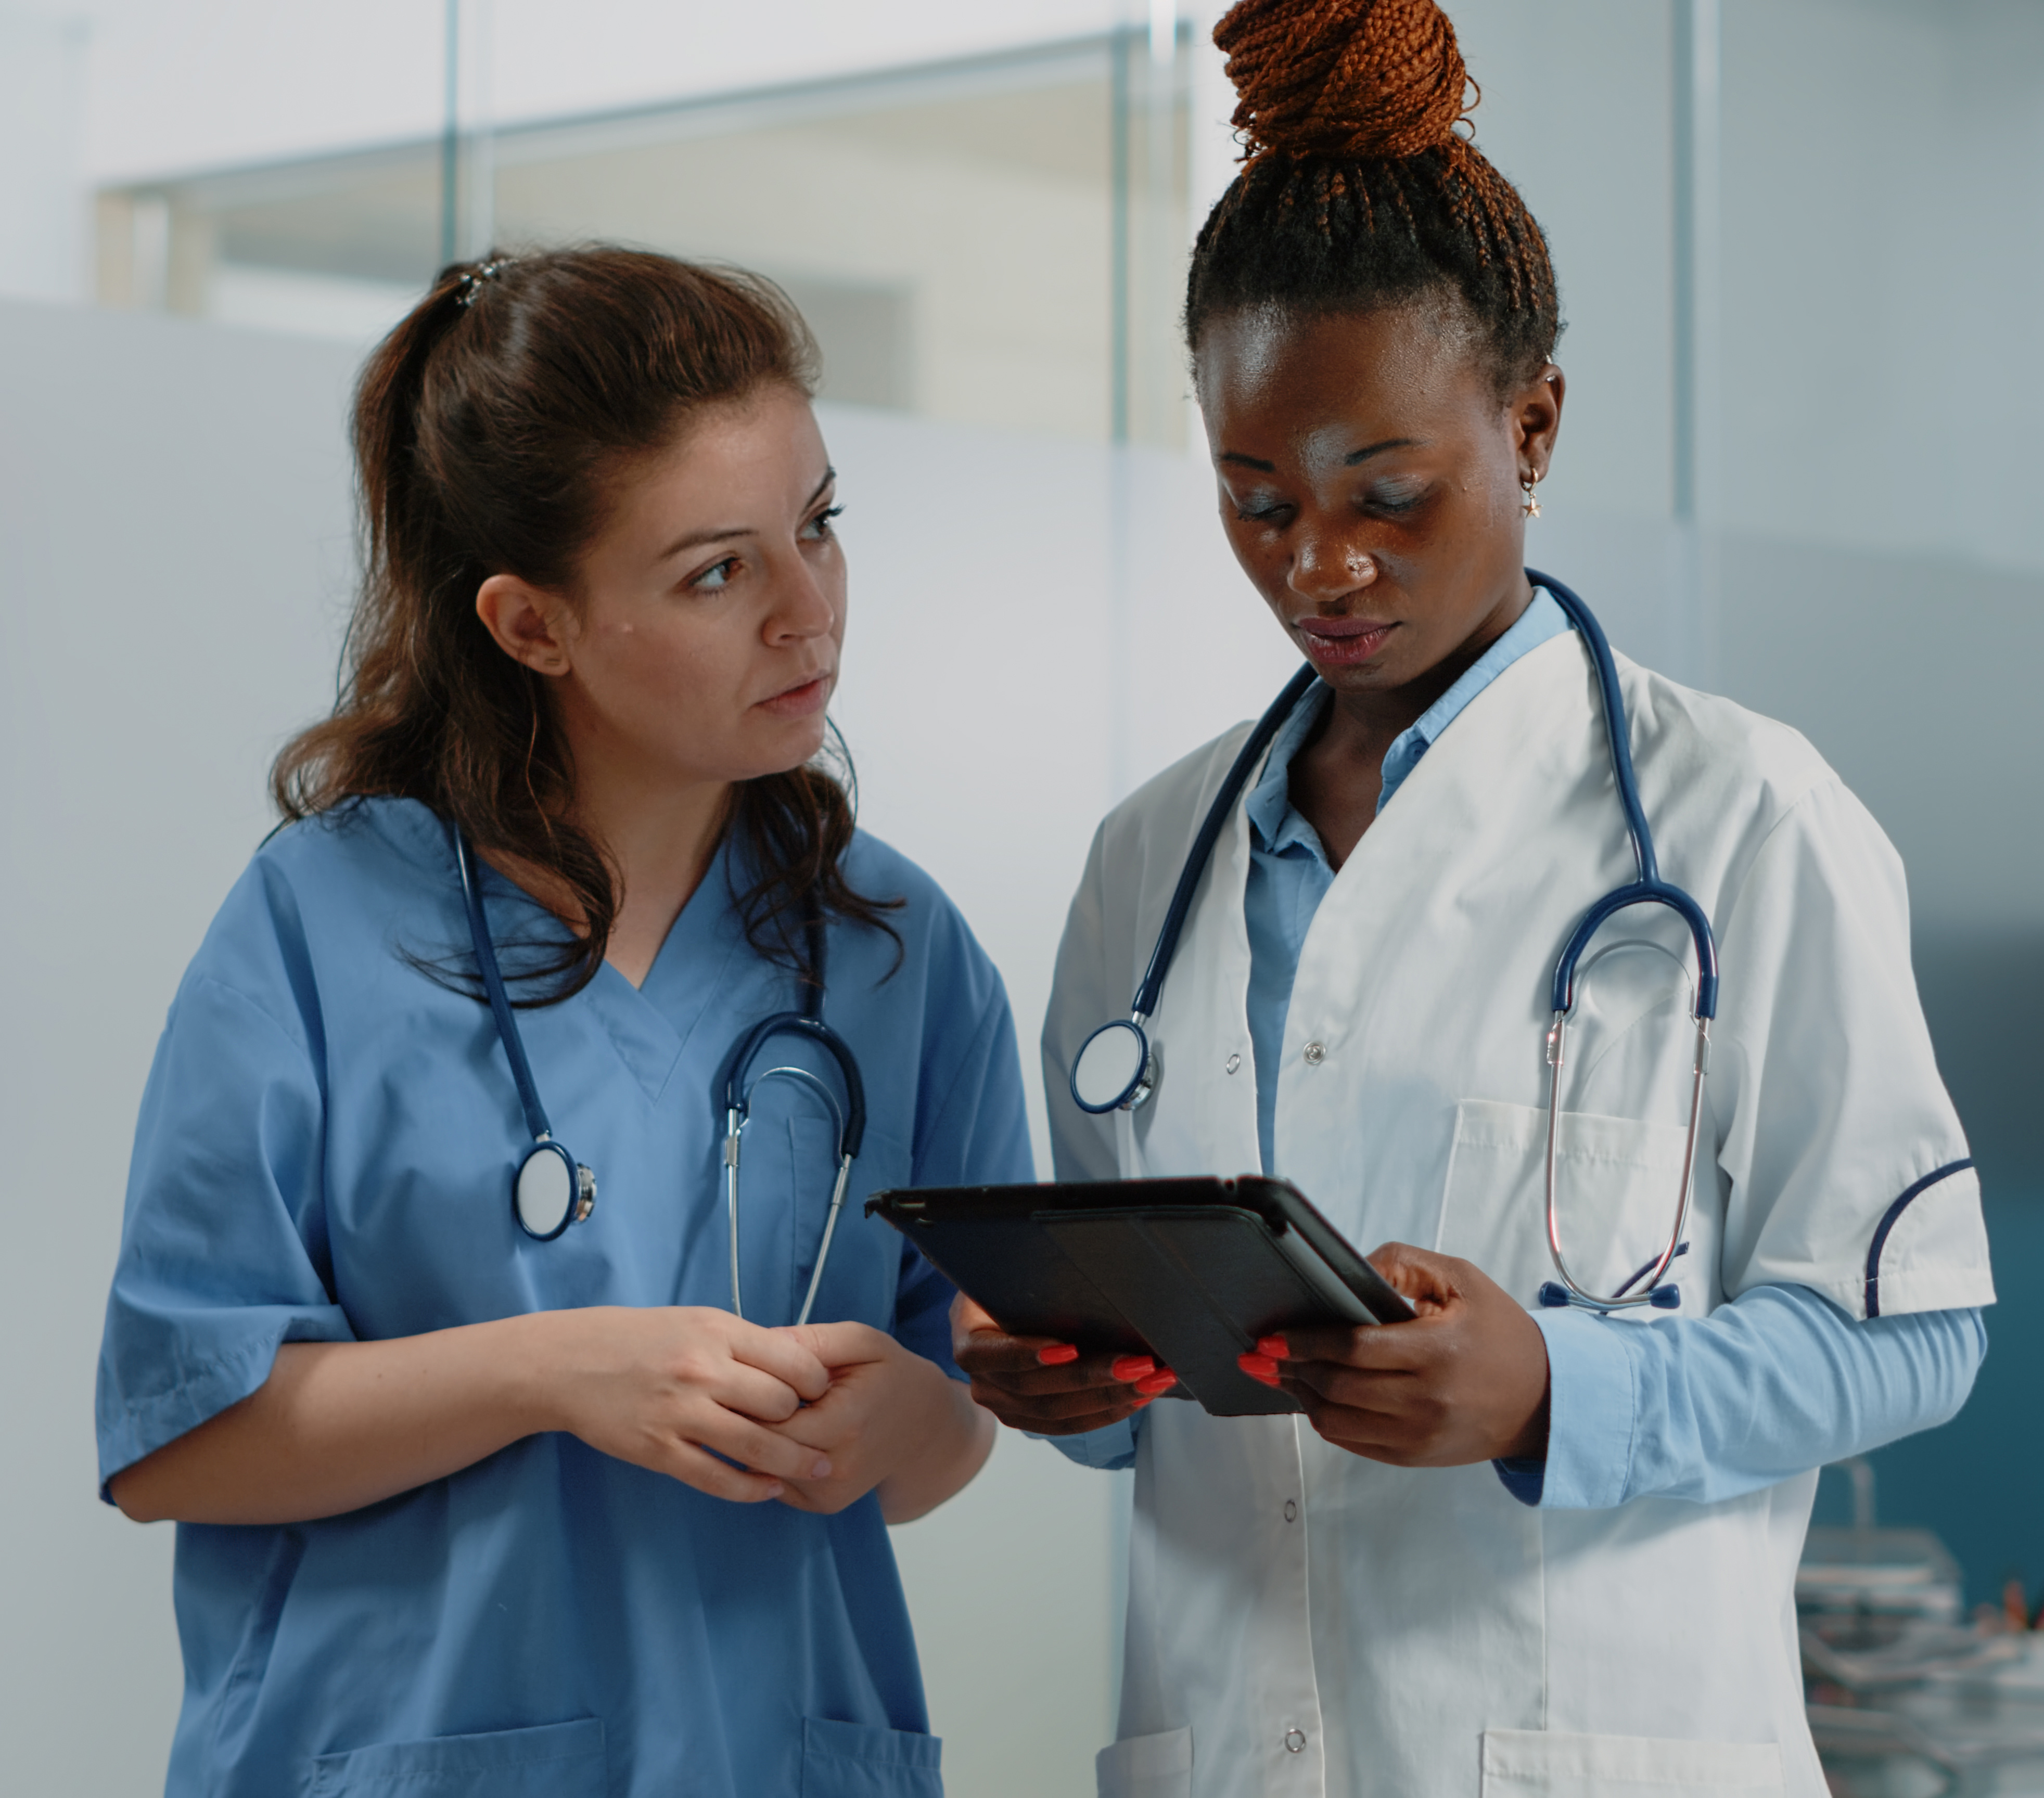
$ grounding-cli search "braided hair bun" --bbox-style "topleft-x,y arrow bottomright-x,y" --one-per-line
1217,0 -> 1471,164
1187,0 -> 1560,391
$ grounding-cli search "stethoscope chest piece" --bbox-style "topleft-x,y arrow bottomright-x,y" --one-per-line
514,1139 -> 597,1241
1070,1017 -> 1156,1114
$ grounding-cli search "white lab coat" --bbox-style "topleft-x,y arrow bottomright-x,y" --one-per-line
1043,631 -> 1991,1798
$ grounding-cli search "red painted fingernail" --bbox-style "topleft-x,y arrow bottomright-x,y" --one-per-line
1257,1334 -> 1291,1359
1238,1353 -> 1280,1386
1135,1370 -> 1178,1395
1111,1354 -> 1155,1382
1131,1395 -> 1155,1409
1036,1343 -> 1080,1366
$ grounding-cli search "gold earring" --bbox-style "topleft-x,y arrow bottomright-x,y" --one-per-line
1521,472 -> 1542,520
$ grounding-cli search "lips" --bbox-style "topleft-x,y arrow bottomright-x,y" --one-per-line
1295,615 -> 1397,665
756,672 -> 833,718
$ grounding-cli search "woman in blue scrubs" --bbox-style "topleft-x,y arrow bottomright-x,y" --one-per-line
96,249 -> 1030,1798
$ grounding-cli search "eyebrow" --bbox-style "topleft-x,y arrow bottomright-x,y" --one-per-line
657,467 -> 836,561
1345,436 -> 1422,465
1217,437 -> 1423,473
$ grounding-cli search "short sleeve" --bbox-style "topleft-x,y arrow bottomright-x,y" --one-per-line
96,970 -> 354,1497
1711,779 -> 1991,1319
893,927 -> 1035,1375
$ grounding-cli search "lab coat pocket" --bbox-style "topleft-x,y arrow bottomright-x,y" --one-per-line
1095,1725 -> 1192,1798
800,1716 -> 943,1797
1480,1728 -> 1783,1795
306,1717 -> 604,1795
1438,1099 -> 1694,1309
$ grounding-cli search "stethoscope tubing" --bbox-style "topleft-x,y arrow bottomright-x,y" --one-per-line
1529,571 -> 1718,1313
456,823 -> 866,1316
1070,570 -> 1722,1313
1531,571 -> 1719,1023
1067,663 -> 1319,1116
454,828 -> 557,1147
1132,662 -> 1320,1024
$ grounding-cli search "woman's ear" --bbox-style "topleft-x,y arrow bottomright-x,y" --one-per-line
1512,364 -> 1566,485
475,574 -> 573,676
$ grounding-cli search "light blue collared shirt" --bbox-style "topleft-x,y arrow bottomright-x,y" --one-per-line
1245,589 -> 1571,1175
1163,586 -> 1984,1506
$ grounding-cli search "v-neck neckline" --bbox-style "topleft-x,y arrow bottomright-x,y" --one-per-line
457,825 -> 751,1108
592,834 -> 757,1104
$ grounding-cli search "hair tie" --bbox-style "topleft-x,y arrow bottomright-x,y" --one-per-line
456,258 -> 513,309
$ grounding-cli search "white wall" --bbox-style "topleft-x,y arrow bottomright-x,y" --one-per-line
0,302 -> 361,1796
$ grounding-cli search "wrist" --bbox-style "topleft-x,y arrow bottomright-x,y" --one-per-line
493,1306 -> 579,1439
878,1364 -> 993,1523
1503,1382 -> 1550,1461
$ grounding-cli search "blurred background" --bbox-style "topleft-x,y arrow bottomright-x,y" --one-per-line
2,2 -> 2039,1793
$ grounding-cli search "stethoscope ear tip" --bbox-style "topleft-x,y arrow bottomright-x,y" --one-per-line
1649,1285 -> 1682,1310
1537,1282 -> 1573,1309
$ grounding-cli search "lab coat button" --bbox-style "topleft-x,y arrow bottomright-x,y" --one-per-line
1285,1728 -> 1308,1753
1302,1041 -> 1325,1065
1225,1053 -> 1241,1074
1283,1499 -> 1298,1522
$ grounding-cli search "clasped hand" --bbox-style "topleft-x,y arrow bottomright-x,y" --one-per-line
546,1306 -> 960,1511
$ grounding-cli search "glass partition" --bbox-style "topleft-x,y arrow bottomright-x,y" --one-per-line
91,17 -> 1199,446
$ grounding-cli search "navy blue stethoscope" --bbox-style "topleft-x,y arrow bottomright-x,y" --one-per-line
454,828 -> 866,1326
1066,571 -> 1719,1313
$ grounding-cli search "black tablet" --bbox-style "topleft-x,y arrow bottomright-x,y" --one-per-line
866,1175 -> 1415,1418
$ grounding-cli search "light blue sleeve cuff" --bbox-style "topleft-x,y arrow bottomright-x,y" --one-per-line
1033,1409 -> 1143,1472
1492,1306 -> 1640,1510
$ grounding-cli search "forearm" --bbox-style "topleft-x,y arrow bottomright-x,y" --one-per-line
109,1314 -> 555,1525
875,1367 -> 995,1525
1521,1285 -> 1985,1509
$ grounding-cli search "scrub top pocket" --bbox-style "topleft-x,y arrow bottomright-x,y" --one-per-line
306,1718 -> 605,1796
799,1717 -> 943,1798
1438,1099 -> 1696,1308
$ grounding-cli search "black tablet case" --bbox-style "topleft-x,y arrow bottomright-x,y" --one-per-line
865,1176 -> 1415,1418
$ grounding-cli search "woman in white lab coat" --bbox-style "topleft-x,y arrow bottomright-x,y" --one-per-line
955,3 -> 1992,1794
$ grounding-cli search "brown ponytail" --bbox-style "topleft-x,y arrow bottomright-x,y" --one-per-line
273,246 -> 898,1001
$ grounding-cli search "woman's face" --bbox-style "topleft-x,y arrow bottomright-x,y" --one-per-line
481,381 -> 846,795
1194,302 -> 1562,700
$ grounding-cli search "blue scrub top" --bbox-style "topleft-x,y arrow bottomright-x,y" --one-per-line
95,797 -> 1033,1798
